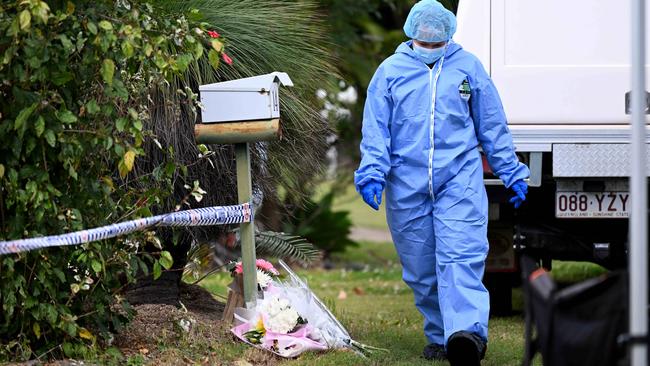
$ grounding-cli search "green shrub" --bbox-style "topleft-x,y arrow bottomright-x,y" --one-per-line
0,0 -> 221,360
283,192 -> 357,257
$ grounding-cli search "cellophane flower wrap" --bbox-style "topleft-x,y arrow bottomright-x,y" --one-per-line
230,260 -> 385,358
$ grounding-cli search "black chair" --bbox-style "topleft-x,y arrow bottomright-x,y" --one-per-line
521,254 -> 628,366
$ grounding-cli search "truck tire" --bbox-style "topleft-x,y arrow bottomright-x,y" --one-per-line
484,272 -> 514,317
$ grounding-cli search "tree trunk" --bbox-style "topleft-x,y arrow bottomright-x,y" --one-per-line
125,230 -> 192,306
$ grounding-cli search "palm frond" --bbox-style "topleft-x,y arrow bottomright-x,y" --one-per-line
255,231 -> 320,263
183,230 -> 319,283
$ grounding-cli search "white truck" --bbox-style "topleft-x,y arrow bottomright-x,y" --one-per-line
455,0 -> 650,314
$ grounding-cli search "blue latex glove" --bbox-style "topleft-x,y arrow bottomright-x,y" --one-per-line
509,180 -> 528,209
360,181 -> 384,211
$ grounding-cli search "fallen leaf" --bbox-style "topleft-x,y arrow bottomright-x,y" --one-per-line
139,348 -> 149,355
353,287 -> 365,296
337,290 -> 347,300
78,327 -> 93,340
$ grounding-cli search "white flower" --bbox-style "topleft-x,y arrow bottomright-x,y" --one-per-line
260,297 -> 301,334
179,319 -> 191,333
257,269 -> 272,289
178,317 -> 195,333
266,307 -> 300,334
315,89 -> 328,100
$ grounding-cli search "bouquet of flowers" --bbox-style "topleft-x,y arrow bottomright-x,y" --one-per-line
231,258 -> 279,290
230,260 -> 385,358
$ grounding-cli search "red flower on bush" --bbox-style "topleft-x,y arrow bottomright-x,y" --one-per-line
208,30 -> 220,38
222,52 -> 233,65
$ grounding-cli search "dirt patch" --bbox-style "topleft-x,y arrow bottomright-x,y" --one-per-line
113,283 -> 235,363
113,282 -> 288,365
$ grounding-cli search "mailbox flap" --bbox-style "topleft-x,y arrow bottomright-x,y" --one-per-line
271,72 -> 293,87
199,72 -> 293,93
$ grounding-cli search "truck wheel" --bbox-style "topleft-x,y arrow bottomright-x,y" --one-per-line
484,272 -> 514,317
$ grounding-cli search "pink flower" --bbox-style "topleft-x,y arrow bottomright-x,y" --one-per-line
222,52 -> 233,65
232,259 -> 279,275
256,259 -> 279,275
207,30 -> 220,38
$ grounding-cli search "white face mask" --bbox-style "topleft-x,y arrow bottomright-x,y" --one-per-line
413,43 -> 446,64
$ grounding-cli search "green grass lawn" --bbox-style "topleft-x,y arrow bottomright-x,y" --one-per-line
194,183 -> 606,365
200,241 -> 613,365
315,180 -> 388,230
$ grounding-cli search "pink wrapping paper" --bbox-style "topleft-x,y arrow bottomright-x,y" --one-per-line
231,318 -> 327,358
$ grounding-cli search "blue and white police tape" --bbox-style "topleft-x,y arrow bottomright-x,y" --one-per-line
0,203 -> 252,255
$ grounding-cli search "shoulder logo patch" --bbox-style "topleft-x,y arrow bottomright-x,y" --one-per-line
459,79 -> 471,101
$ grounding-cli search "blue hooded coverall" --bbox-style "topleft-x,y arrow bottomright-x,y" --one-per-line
354,40 -> 530,345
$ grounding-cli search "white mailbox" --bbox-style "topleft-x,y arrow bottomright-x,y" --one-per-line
199,72 -> 293,123
195,72 -> 294,309
195,72 -> 293,145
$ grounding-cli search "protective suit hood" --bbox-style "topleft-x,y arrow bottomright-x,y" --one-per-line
395,40 -> 463,63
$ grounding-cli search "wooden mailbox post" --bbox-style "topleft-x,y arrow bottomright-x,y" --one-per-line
195,72 -> 293,308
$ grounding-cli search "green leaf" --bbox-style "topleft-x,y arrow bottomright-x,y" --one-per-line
7,18 -> 20,37
118,160 -> 128,179
121,41 -> 134,58
56,109 -> 77,124
33,322 -> 41,339
51,71 -> 74,86
159,251 -> 173,270
62,342 -> 74,357
101,59 -> 115,86
127,108 -> 138,120
176,54 -> 193,72
111,79 -> 128,101
98,20 -> 113,31
0,164 -> 4,179
87,22 -> 98,34
91,260 -> 102,274
58,34 -> 73,51
63,342 -> 75,357
33,2 -> 50,23
14,103 -> 38,131
53,268 -> 66,283
45,305 -> 57,324
153,261 -> 162,280
34,116 -> 45,136
208,49 -> 220,69
115,117 -> 127,132
86,100 -> 100,115
193,42 -> 203,59
144,44 -> 153,57
44,130 -> 56,147
19,10 -> 31,31
2,46 -> 15,65
133,119 -> 142,131
153,55 -> 168,69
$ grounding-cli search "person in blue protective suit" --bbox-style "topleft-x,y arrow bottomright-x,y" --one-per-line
354,1 -> 529,365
